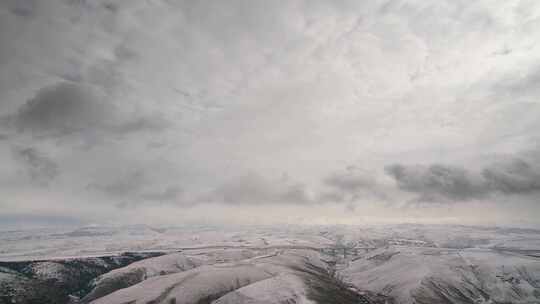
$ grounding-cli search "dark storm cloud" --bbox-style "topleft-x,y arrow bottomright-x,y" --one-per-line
9,82 -> 168,140
211,173 -> 312,205
12,146 -> 59,185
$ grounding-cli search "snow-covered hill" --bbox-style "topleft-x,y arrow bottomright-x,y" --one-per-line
88,249 -> 376,304
342,246 -> 540,304
82,248 -> 269,302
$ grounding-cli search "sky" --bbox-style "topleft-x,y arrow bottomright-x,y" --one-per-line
1,0 -> 540,228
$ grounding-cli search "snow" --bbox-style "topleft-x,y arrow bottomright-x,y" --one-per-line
341,246 -> 540,304
1,224 -> 539,304
0,225 -> 331,261
89,250 -> 325,304
83,249 -> 276,302
214,274 -> 314,304
90,265 -> 274,304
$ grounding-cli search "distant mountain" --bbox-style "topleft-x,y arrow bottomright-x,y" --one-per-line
63,224 -> 165,238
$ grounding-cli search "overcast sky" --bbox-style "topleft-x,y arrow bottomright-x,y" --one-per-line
1,0 -> 540,228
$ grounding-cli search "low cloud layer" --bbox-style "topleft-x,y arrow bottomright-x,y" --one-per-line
320,166 -> 389,203
323,166 -> 376,193
385,152 -> 540,203
209,173 -> 312,205
385,164 -> 487,202
88,169 -> 183,208
482,157 -> 540,194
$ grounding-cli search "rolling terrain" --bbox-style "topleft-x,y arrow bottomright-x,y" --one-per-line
1,224 -> 539,304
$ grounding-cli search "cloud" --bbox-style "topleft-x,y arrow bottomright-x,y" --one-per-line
482,157 -> 540,194
497,66 -> 540,99
88,169 -> 182,208
209,173 -> 312,205
385,164 -> 488,202
140,185 -> 183,202
2,0 -> 39,18
13,82 -> 112,136
207,167 -> 390,206
323,166 -> 376,192
88,169 -> 145,198
385,151 -> 540,203
109,115 -> 170,135
319,166 -> 388,203
9,82 -> 168,141
12,146 -> 59,185
2,0 -> 540,225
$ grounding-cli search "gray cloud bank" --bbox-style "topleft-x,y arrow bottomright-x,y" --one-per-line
198,166 -> 394,206
385,152 -> 540,203
207,173 -> 312,205
88,168 -> 183,208
205,152 -> 540,207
